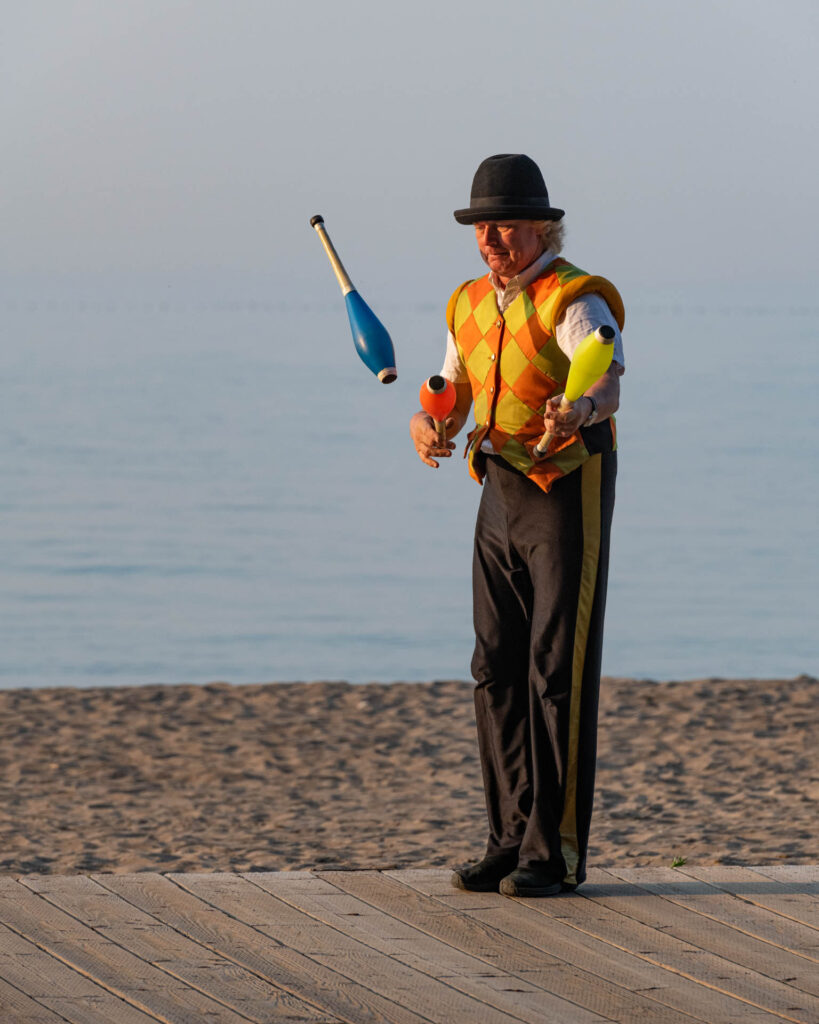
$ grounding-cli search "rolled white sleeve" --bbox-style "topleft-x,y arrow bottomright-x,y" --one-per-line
554,294 -> 625,372
440,330 -> 469,383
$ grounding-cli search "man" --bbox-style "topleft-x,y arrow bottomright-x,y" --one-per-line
409,154 -> 624,897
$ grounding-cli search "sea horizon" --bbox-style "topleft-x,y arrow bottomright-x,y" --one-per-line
2,282 -> 816,690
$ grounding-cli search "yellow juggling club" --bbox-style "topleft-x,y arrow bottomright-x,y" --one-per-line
534,325 -> 615,458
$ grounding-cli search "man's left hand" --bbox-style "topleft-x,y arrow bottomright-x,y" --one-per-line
542,395 -> 591,438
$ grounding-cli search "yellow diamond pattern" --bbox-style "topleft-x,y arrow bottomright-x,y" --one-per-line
449,262 -> 617,493
498,337 -> 531,389
555,262 -> 588,284
474,390 -> 488,425
549,440 -> 589,475
495,389 -> 538,434
472,290 -> 499,335
453,290 -> 474,334
499,437 -> 534,474
464,337 -> 495,386
536,291 -> 562,333
531,336 -> 567,380
503,291 -> 536,335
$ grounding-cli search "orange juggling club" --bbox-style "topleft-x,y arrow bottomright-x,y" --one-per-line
420,375 -> 457,445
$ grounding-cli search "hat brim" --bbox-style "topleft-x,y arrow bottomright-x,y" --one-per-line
453,204 -> 565,225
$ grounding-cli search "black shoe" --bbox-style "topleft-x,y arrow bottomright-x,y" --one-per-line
499,867 -> 563,897
451,853 -> 518,892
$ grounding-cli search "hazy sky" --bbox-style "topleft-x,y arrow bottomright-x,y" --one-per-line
3,0 -> 817,299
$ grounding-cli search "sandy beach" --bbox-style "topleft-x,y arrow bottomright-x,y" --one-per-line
0,676 -> 815,877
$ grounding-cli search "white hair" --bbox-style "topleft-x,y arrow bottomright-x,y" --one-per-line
533,219 -> 565,255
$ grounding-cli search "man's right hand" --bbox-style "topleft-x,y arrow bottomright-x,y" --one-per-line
410,411 -> 456,468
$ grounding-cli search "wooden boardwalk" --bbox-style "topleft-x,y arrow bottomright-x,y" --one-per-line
0,865 -> 816,1023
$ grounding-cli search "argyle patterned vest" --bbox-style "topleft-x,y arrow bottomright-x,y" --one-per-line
447,258 -> 625,493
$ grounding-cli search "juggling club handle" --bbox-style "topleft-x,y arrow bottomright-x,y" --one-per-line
310,214 -> 355,296
533,396 -> 572,457
533,324 -> 615,459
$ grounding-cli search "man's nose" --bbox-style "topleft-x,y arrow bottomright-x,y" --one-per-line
479,226 -> 501,246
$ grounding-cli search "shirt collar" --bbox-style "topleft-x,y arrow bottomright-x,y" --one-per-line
489,249 -> 557,312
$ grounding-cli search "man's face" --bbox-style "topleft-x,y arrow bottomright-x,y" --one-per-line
474,220 -> 544,282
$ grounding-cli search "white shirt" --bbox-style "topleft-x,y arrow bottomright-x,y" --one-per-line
440,249 -> 625,383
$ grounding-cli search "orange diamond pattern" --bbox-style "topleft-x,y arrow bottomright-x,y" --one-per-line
465,337 -> 495,387
497,337 -> 530,389
449,262 -> 620,494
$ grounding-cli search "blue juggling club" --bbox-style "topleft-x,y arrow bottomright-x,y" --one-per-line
310,215 -> 397,383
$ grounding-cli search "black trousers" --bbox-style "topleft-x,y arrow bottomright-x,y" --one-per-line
471,452 -> 616,887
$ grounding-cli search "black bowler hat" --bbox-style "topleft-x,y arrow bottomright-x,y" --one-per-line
453,154 -> 565,225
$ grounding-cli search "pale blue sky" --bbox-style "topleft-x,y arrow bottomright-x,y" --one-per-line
3,0 -> 817,300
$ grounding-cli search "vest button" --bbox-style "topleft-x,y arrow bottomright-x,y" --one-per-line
489,386 -> 494,393
490,354 -> 496,361
495,318 -> 502,328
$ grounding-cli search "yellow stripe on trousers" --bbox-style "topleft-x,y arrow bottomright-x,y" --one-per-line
559,454 -> 602,885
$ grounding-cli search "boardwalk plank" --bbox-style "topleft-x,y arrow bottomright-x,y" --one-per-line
250,870 -> 613,1024
389,869 -> 792,1024
21,874 -> 340,1024
593,868 -> 819,998
1,866 -> 816,1024
608,867 -> 819,964
0,877 -> 273,1023
96,872 -> 436,1024
0,976 -> 71,1024
321,869 -> 700,1024
177,871 -> 561,1024
750,867 -> 819,889
38,998 -> 161,1024
755,868 -> 819,882
521,869 -> 819,1024
679,866 -> 819,932
0,921 -> 159,1023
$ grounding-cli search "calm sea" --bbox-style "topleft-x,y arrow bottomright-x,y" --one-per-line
2,288 -> 816,688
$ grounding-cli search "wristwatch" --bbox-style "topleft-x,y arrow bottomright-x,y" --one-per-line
584,395 -> 598,427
